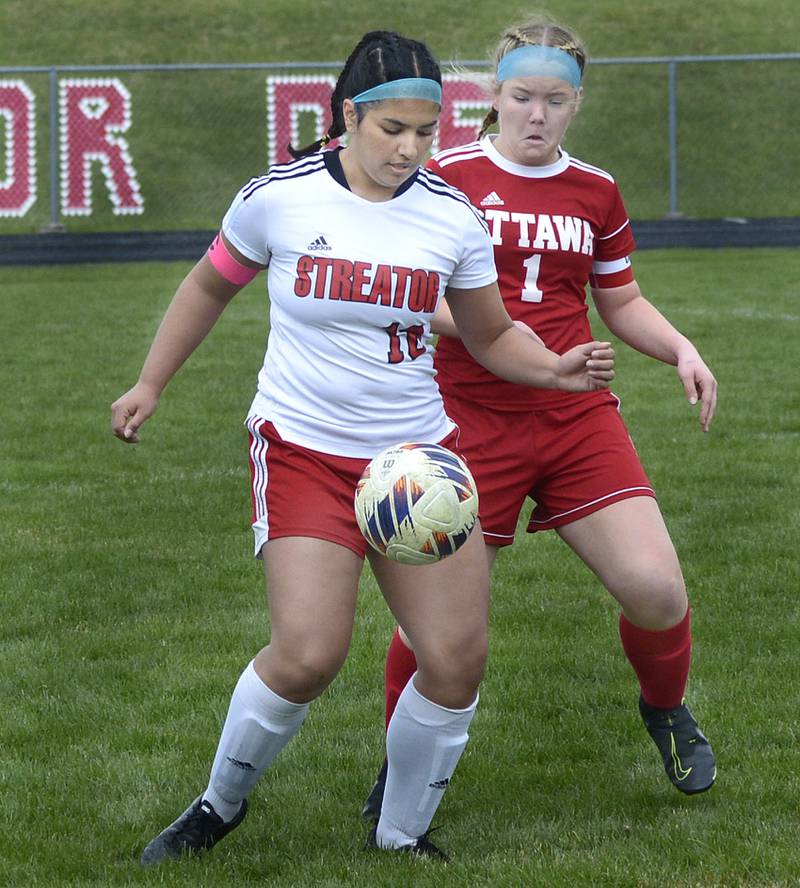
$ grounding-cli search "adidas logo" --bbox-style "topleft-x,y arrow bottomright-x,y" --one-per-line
428,778 -> 450,790
479,191 -> 504,207
307,235 -> 332,251
226,756 -> 256,771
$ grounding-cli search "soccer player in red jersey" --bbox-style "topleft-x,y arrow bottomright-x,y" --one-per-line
364,16 -> 717,818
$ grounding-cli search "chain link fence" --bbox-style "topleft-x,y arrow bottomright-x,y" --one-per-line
1,55 -> 798,235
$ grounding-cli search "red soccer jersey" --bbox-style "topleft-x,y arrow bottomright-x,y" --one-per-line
429,137 -> 636,410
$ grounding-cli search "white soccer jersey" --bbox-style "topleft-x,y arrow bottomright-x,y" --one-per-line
222,149 -> 497,457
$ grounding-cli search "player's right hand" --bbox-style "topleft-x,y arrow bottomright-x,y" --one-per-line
557,341 -> 615,392
111,382 -> 160,443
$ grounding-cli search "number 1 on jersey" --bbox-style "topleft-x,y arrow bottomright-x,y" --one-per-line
521,252 -> 543,303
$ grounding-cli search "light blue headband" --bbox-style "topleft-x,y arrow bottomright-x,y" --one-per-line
352,77 -> 443,105
497,45 -> 582,88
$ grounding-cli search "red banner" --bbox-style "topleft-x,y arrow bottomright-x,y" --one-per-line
3,74 -> 492,219
0,81 -> 36,218
59,78 -> 144,216
267,75 -> 491,165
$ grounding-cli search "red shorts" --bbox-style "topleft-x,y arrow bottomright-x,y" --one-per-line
246,416 -> 462,558
441,391 -> 655,546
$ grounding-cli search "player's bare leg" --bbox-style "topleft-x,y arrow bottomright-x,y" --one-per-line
556,496 -> 686,629
392,539 -> 499,652
556,496 -> 715,793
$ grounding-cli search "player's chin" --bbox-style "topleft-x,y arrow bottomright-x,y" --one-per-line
386,163 -> 416,182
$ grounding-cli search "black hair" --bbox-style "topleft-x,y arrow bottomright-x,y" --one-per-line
288,30 -> 441,159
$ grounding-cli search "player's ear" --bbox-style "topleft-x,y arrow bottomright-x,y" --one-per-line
342,98 -> 358,134
572,86 -> 584,116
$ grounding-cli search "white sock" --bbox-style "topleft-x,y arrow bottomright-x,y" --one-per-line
202,660 -> 309,822
376,675 -> 477,849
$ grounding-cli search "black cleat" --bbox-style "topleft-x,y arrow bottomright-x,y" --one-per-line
365,823 -> 449,861
361,758 -> 388,823
639,696 -> 716,794
139,795 -> 248,866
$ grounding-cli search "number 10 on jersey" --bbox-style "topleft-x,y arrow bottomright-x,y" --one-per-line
385,322 -> 426,364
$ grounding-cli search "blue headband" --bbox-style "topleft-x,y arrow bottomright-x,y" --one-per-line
352,77 -> 443,105
497,45 -> 582,88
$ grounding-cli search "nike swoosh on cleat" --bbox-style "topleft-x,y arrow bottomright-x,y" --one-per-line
670,733 -> 693,781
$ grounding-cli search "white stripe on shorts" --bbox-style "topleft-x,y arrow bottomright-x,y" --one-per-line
246,415 -> 270,554
529,486 -> 655,526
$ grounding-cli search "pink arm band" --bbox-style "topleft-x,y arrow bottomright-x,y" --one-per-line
207,232 -> 261,286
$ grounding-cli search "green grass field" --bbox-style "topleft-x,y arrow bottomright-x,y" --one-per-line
2,247 -> 798,886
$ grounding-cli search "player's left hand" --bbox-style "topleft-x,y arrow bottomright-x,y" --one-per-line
557,341 -> 615,392
676,348 -> 717,432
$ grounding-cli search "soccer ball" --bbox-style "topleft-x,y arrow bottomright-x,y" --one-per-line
354,442 -> 479,566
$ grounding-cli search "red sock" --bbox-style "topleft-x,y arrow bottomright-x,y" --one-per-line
384,627 -> 418,729
619,608 -> 692,710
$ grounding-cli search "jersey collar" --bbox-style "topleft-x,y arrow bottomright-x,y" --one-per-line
323,147 -> 419,199
481,136 -> 571,178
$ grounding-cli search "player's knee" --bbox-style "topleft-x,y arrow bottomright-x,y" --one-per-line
422,628 -> 487,695
454,642 -> 487,692
615,562 -> 687,628
270,637 -> 348,699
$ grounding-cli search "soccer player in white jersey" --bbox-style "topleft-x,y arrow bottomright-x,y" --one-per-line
111,30 -> 615,865
363,17 -> 718,819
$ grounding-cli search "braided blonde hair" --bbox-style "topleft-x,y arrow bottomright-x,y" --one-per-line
478,16 -> 587,138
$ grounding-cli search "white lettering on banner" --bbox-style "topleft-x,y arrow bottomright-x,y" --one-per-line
0,80 -> 36,218
59,78 -> 144,216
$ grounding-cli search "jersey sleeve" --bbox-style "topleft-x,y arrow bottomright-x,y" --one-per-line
590,183 -> 636,288
448,209 -> 498,290
426,155 -> 465,192
221,181 -> 272,266
426,155 -> 443,175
